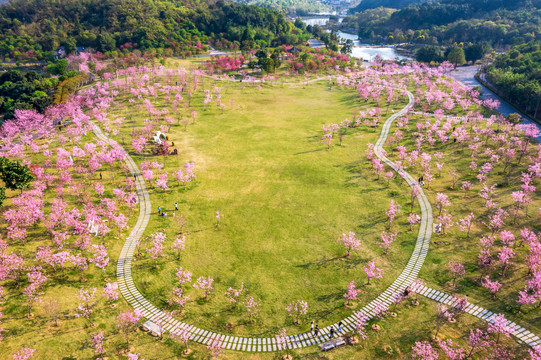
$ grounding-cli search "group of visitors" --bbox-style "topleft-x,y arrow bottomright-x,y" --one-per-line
157,203 -> 178,217
310,320 -> 343,339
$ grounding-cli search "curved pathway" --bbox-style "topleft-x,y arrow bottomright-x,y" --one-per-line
91,81 -> 536,351
417,286 -> 541,347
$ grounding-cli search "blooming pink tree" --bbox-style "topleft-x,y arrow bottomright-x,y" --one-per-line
354,312 -> 369,342
171,235 -> 185,260
412,341 -> 438,360
193,276 -> 214,298
481,276 -> 502,299
75,287 -> 97,325
11,348 -> 35,360
171,328 -> 191,355
168,287 -> 190,313
466,329 -> 490,358
285,300 -> 308,324
275,328 -> 291,354
22,268 -> 47,317
379,231 -> 397,255
103,283 -> 119,304
244,295 -> 261,323
363,261 -> 383,284
337,231 -> 361,257
437,339 -> 465,360
488,313 -> 512,344
343,280 -> 360,305
408,213 -> 421,231
117,308 -> 143,350
385,199 -> 401,227
435,193 -> 451,216
225,283 -> 244,307
215,211 -> 224,228
91,331 -> 106,358
207,335 -> 224,359
448,260 -> 466,286
498,246 -> 515,276
147,232 -> 166,268
372,301 -> 389,319
458,213 -> 475,239
176,267 -> 192,289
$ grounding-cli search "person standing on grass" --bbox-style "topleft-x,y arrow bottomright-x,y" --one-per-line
310,321 -> 314,333
158,206 -> 161,214
175,203 -> 178,211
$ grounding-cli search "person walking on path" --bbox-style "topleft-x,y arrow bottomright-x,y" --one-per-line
134,174 -> 137,181
313,325 -> 319,338
175,203 -> 178,211
329,326 -> 335,339
337,321 -> 342,332
310,321 -> 314,333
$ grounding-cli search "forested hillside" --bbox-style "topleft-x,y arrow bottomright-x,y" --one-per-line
343,0 -> 541,47
0,0 -> 309,62
232,0 -> 328,16
350,0 -> 428,12
483,41 -> 541,120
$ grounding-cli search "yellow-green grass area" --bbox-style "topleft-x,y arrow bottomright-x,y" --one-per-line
107,74 -> 419,338
76,297 -> 533,359
0,134 -> 140,357
384,112 -> 541,335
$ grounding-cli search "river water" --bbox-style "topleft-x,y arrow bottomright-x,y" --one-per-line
301,18 -> 412,61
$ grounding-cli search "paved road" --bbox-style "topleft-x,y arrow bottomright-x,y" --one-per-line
448,66 -> 541,142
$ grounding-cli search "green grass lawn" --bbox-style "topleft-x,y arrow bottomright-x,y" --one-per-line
112,78 -> 417,337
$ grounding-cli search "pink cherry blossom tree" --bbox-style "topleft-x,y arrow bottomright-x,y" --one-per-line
117,308 -> 143,350
482,276 -> 502,299
176,267 -> 192,289
146,232 -> 166,268
171,235 -> 185,260
412,341 -> 438,360
103,283 -> 119,304
458,213 -> 475,239
363,261 -> 383,284
75,287 -> 97,325
91,331 -> 106,358
207,335 -> 224,359
337,231 -> 361,257
343,280 -> 360,305
11,348 -> 35,360
379,231 -> 397,255
245,295 -> 261,323
285,300 -> 308,324
448,260 -> 465,287
224,283 -> 244,308
386,199 -> 401,227
193,276 -> 214,298
488,313 -> 512,344
408,213 -> 421,231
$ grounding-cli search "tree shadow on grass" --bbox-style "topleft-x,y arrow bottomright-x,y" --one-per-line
295,255 -> 344,270
293,148 -> 325,156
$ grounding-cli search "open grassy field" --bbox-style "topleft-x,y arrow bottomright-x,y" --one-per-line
113,77 -> 417,337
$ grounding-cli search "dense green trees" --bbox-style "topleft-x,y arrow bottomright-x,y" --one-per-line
343,0 -> 541,48
0,157 -> 34,195
0,0 -> 309,62
0,70 -> 55,119
415,45 -> 443,63
447,46 -> 466,67
483,41 -> 541,120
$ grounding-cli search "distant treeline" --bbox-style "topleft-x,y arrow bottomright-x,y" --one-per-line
0,0 -> 311,62
343,0 -> 541,47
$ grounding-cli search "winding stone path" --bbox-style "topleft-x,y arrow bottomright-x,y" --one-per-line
418,286 -> 541,347
90,81 -> 537,351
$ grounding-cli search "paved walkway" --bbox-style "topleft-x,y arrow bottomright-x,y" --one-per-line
90,79 -> 539,351
418,286 -> 541,347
